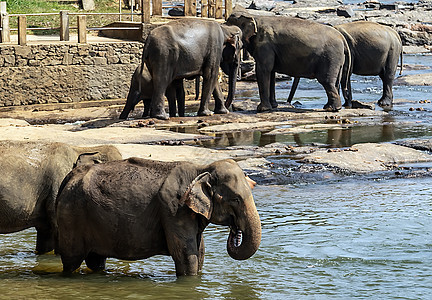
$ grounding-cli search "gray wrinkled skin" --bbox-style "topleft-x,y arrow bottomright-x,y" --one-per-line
0,141 -> 122,254
142,19 -> 242,119
226,8 -> 351,112
55,158 -> 261,276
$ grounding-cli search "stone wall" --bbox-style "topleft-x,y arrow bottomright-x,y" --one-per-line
0,42 -> 144,106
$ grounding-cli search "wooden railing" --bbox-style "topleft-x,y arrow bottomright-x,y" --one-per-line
0,0 -> 232,45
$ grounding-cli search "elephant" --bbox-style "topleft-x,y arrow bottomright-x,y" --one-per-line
287,21 -> 403,109
226,8 -> 351,112
119,63 -> 191,119
143,19 -> 242,120
119,37 -> 239,120
55,158 -> 261,276
0,141 -> 122,255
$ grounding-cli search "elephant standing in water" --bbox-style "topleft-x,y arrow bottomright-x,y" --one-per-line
55,158 -> 261,276
0,142 -> 122,255
143,19 -> 242,120
287,21 -> 403,109
226,8 -> 350,112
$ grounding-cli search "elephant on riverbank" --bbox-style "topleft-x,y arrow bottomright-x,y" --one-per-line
287,21 -> 403,109
119,37 -> 239,119
119,63 -> 191,119
0,142 -> 122,255
226,8 -> 350,112
143,19 -> 242,120
55,158 -> 261,276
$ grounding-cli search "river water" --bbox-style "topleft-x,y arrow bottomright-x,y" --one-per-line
0,54 -> 431,298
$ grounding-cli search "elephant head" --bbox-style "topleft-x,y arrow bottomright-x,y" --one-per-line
220,25 -> 243,109
226,10 -> 257,46
119,63 -> 152,119
180,159 -> 261,260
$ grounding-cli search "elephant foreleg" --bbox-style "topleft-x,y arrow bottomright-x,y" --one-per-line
254,49 -> 274,112
270,71 -> 278,109
85,252 -> 107,272
61,254 -> 85,274
198,70 -> 218,116
255,65 -> 273,112
175,80 -> 186,117
165,84 -> 177,118
212,83 -> 229,115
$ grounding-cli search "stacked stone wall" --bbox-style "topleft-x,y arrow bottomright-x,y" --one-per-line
0,42 -> 144,106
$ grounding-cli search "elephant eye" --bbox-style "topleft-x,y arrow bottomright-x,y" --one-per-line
232,197 -> 241,204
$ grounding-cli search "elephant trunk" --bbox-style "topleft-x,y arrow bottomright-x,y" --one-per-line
224,62 -> 238,109
119,90 -> 140,119
227,196 -> 261,260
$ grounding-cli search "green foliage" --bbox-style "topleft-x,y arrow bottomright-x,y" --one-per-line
4,0 -> 124,34
6,0 -> 74,13
5,0 -> 119,14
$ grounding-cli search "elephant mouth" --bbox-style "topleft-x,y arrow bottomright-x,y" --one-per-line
229,225 -> 243,248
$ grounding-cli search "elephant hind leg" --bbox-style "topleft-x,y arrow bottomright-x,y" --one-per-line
342,79 -> 353,108
377,72 -> 394,109
319,80 -> 342,112
85,252 -> 107,272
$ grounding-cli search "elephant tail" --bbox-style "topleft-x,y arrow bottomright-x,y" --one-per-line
399,46 -> 403,75
341,34 -> 352,97
141,35 -> 152,74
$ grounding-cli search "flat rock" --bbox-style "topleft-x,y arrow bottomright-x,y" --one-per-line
395,139 -> 432,152
302,143 -> 432,173
395,73 -> 432,86
0,118 -> 30,127
0,122 -> 204,145
198,121 -> 290,133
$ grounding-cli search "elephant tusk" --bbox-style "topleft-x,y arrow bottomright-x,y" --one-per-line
246,176 -> 256,189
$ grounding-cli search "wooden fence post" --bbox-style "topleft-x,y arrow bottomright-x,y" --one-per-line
152,0 -> 162,16
225,0 -> 232,20
141,0 -> 150,23
185,0 -> 196,16
201,0 -> 208,17
60,10 -> 70,41
208,0 -> 215,18
0,2 -> 9,43
215,0 -> 222,19
18,15 -> 26,46
77,15 -> 87,44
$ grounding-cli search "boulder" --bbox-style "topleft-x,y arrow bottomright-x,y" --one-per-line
248,0 -> 277,11
168,6 -> 184,16
336,5 -> 355,18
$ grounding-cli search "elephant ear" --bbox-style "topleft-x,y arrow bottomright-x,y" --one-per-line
225,28 -> 242,49
73,152 -> 103,168
238,15 -> 257,44
180,172 -> 213,220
